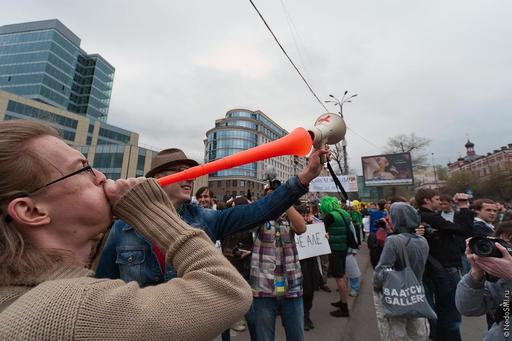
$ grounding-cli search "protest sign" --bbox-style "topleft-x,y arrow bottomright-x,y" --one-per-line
294,223 -> 331,260
308,175 -> 358,193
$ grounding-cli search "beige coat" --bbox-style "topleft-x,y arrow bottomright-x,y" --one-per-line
0,179 -> 252,340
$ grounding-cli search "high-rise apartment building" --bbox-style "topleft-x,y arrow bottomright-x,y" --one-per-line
205,109 -> 306,200
0,19 -> 113,121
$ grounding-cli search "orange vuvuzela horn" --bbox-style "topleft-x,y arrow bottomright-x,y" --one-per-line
157,127 -> 313,186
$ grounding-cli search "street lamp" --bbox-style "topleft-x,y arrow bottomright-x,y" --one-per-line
431,152 -> 439,189
325,92 -> 357,118
324,91 -> 357,175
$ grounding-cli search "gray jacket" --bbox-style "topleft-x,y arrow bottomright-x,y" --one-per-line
456,274 -> 512,341
373,233 -> 429,290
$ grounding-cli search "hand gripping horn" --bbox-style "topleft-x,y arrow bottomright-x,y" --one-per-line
157,113 -> 346,186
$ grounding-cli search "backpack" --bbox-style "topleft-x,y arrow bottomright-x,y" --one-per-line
376,228 -> 387,248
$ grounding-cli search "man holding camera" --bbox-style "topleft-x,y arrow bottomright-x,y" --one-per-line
415,189 -> 473,341
456,220 -> 512,341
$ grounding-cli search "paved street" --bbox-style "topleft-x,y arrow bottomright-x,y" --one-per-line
224,244 -> 488,341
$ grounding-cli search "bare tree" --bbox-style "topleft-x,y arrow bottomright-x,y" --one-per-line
435,165 -> 449,181
384,133 -> 431,171
329,142 -> 345,174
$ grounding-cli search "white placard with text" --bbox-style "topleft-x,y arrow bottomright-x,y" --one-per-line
308,175 -> 359,193
294,223 -> 332,260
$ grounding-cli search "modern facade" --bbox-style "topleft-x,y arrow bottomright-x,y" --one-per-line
0,19 -> 113,121
205,109 -> 307,201
448,140 -> 512,177
0,90 -> 155,179
0,19 -> 158,179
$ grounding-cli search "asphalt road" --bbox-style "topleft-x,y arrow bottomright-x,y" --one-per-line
225,244 -> 487,341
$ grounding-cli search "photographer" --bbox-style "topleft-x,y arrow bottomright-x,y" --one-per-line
456,221 -> 512,341
416,189 -> 474,341
368,199 -> 388,268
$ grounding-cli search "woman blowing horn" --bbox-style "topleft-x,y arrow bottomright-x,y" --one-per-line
0,120 -> 252,340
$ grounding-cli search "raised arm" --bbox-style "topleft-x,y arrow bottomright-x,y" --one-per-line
423,208 -> 473,236
209,148 -> 328,240
286,206 -> 307,235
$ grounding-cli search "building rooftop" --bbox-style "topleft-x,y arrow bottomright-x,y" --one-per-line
0,19 -> 81,46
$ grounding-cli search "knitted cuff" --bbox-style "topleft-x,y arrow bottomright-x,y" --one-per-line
113,179 -> 201,251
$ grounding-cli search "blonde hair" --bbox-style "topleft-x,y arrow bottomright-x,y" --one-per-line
0,120 -> 61,284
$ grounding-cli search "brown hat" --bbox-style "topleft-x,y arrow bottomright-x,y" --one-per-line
146,148 -> 199,178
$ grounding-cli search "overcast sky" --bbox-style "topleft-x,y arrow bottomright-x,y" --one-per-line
2,0 -> 511,173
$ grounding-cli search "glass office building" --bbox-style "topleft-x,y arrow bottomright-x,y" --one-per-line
205,109 -> 306,200
0,20 -> 156,180
0,19 -> 114,122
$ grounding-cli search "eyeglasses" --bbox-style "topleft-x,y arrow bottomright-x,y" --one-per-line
166,166 -> 190,173
29,165 -> 96,194
3,165 -> 96,223
160,166 -> 190,176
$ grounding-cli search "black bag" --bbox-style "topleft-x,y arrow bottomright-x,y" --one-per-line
338,210 -> 359,250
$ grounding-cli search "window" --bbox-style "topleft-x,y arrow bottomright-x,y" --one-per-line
98,127 -> 130,144
232,180 -> 237,187
6,100 -> 77,129
137,153 -> 146,172
93,152 -> 124,169
240,180 -> 245,187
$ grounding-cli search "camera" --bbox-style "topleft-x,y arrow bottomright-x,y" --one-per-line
469,236 -> 512,258
375,218 -> 387,229
269,179 -> 281,191
233,246 -> 242,258
421,223 -> 438,238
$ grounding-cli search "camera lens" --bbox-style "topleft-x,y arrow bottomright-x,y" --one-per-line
469,237 -> 496,257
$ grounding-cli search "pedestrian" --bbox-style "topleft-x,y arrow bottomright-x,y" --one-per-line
456,220 -> 512,341
195,186 -> 214,209
416,189 -> 473,341
368,200 -> 388,268
297,204 -> 323,331
373,202 -> 430,341
246,184 -> 306,341
0,120 -> 252,340
320,196 -> 355,317
222,197 -> 253,334
472,199 -> 498,237
96,146 -> 326,341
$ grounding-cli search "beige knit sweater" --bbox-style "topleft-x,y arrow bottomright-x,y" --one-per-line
0,179 -> 252,340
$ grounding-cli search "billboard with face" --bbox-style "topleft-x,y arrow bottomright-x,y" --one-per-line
361,152 -> 414,186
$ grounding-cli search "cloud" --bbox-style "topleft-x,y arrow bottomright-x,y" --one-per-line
1,0 -> 511,173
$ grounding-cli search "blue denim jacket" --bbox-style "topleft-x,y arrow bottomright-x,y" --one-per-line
95,176 -> 308,287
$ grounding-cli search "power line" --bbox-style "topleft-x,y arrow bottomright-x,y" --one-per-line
347,127 -> 382,150
248,0 -> 328,112
278,0 -> 329,99
249,0 -> 383,152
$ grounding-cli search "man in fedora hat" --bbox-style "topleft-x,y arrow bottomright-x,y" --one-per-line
96,147 -> 327,288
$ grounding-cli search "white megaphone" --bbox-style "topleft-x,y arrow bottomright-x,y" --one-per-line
308,113 -> 347,162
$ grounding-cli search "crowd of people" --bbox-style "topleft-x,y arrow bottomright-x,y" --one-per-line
1,120 -> 512,341
367,191 -> 512,341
